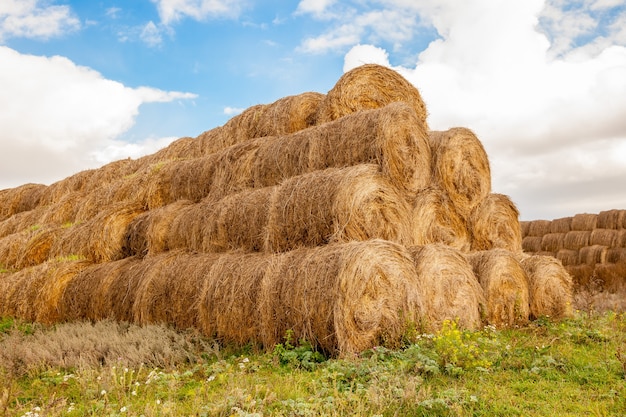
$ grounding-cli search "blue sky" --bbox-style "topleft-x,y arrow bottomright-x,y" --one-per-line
1,0 -> 626,220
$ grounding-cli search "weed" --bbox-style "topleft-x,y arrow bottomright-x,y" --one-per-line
272,330 -> 326,371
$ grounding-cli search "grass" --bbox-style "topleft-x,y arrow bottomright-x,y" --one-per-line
0,312 -> 625,416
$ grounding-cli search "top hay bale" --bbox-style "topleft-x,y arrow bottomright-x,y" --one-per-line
316,64 -> 429,130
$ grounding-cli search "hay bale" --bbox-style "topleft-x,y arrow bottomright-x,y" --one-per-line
522,236 -> 542,253
571,213 -> 597,231
565,264 -> 595,291
520,221 -> 530,237
316,64 -> 428,130
466,250 -> 530,327
516,254 -> 574,319
16,227 -> 62,268
541,233 -> 565,253
259,240 -> 423,355
428,128 -> 491,218
563,230 -> 591,250
409,244 -> 485,330
469,193 -> 522,252
196,92 -> 325,154
410,187 -> 470,251
589,229 -> 618,247
550,217 -> 572,234
265,165 -> 412,252
578,245 -> 608,266
597,209 -> 626,230
39,192 -> 83,226
0,183 -> 46,220
606,248 -> 626,263
593,262 -> 626,293
617,230 -> 626,248
556,249 -> 579,267
527,220 -> 551,237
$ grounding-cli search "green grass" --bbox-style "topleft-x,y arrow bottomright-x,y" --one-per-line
1,312 -> 625,416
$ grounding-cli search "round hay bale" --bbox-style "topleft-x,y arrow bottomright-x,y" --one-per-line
516,254 -> 574,319
520,221 -> 531,237
409,244 -> 485,331
563,231 -> 591,250
466,249 -> 530,327
556,249 -> 579,267
593,262 -> 626,293
550,217 -> 573,234
522,236 -> 542,253
0,230 -> 36,270
0,209 -> 40,239
39,192 -> 83,226
597,209 -> 626,230
526,220 -> 551,237
166,202 -> 213,253
469,193 -> 522,252
564,264 -> 594,291
316,64 -> 428,130
16,227 -> 62,268
143,137 -> 201,165
578,245 -> 608,266
541,233 -> 565,253
0,183 -> 46,220
259,240 -> 423,355
410,187 -> 470,251
589,229 -> 618,247
617,230 -> 626,248
606,248 -> 626,263
571,213 -> 597,231
428,128 -> 491,218
265,165 -> 413,252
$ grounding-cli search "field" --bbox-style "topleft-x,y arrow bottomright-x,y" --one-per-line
1,311 -> 625,417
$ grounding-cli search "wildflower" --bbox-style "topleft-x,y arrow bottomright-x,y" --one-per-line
100,390 -> 107,396
156,399 -> 161,405
132,390 -> 137,396
120,406 -> 127,412
207,375 -> 216,382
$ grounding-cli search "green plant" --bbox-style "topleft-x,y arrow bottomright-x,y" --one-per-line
272,330 -> 326,371
432,320 -> 492,374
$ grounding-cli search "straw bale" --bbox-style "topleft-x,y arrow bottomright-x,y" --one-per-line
594,262 -> 626,293
522,236 -> 542,253
0,207 -> 44,239
541,233 -> 565,253
550,217 -> 572,234
39,192 -> 83,226
563,231 -> 591,250
259,240 -> 423,355
589,229 -> 618,247
165,202 -> 212,252
0,231 -> 32,270
606,248 -> 626,263
564,265 -> 594,290
265,165 -> 412,252
0,183 -> 46,220
469,193 -> 522,252
571,213 -> 597,231
410,187 -> 470,251
597,209 -> 626,230
516,254 -> 574,319
578,245 -> 608,266
520,221 -> 530,237
16,227 -> 62,268
466,249 -> 530,327
527,220 -> 551,237
316,64 -> 428,130
409,245 -> 485,330
144,137 -> 201,165
428,128 -> 491,218
197,92 -> 325,154
617,230 -> 626,248
556,249 -> 579,267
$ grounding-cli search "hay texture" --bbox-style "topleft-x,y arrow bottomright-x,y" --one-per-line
469,193 -> 522,252
550,217 -> 572,233
541,233 -> 565,253
410,187 -> 470,251
0,183 -> 46,221
466,250 -> 530,327
526,220 -> 551,237
597,209 -> 626,229
428,128 -> 491,218
409,245 -> 485,331
316,64 -> 428,130
571,213 -> 598,231
563,231 -> 591,250
516,254 -> 574,319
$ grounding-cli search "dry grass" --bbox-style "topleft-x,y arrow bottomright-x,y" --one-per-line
469,193 -> 522,252
0,183 -> 46,221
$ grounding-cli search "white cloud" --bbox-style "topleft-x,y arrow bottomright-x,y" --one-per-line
140,21 -> 163,47
0,46 -> 197,189
151,0 -> 246,25
342,0 -> 626,220
295,0 -> 337,18
0,0 -> 80,41
224,106 -> 244,116
344,44 -> 389,71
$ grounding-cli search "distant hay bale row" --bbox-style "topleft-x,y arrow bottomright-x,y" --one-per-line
522,210 -> 626,238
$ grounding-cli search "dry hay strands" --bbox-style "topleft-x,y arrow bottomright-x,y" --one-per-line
593,262 -> 626,293
428,128 -> 491,218
466,250 -> 530,327
409,244 -> 485,331
0,183 -> 47,221
410,187 -> 470,251
15,227 -> 64,269
526,220 -> 551,237
597,209 -> 626,230
139,136 -> 201,166
578,245 -> 608,266
589,229 -> 618,247
522,236 -> 542,253
316,64 -> 428,130
51,202 -> 145,263
265,165 -> 413,253
469,193 -> 522,252
0,259 -> 91,323
37,191 -> 85,227
564,264 -> 595,290
259,240 -> 423,356
606,248 -> 626,263
520,221 -> 530,238
617,230 -> 626,248
133,251 -> 219,330
563,230 -> 591,251
0,206 -> 45,240
59,257 -> 144,322
571,213 -> 598,231
516,254 -> 574,320
550,217 -> 573,234
196,92 -> 325,154
556,249 -> 579,267
541,233 -> 565,253
0,231 -> 32,270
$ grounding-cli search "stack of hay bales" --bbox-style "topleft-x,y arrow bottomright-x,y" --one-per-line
521,210 -> 626,309
0,64 -> 574,355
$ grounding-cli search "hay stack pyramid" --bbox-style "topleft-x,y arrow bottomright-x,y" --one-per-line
0,65 -> 573,355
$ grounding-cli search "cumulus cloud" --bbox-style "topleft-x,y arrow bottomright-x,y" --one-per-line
0,0 -> 80,41
151,0 -> 246,25
0,46 -> 197,189
341,0 -> 626,219
140,21 -> 163,47
223,106 -> 245,116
